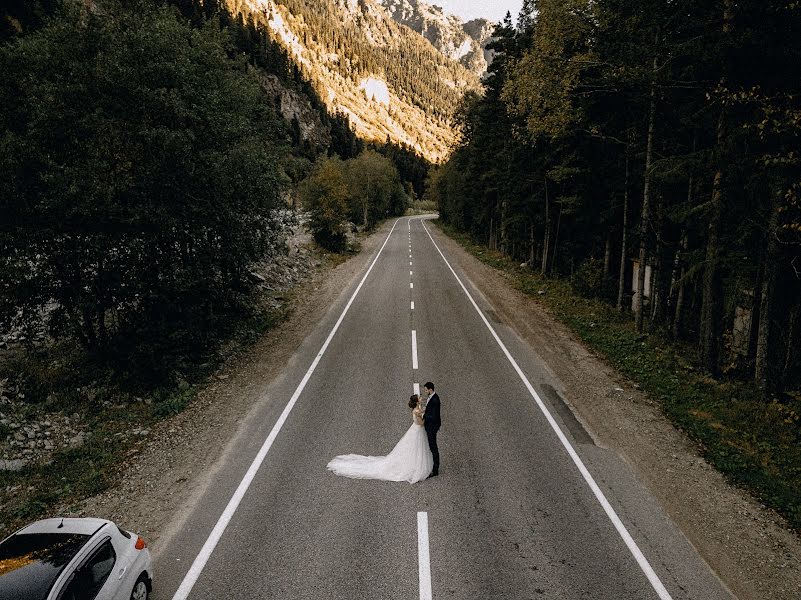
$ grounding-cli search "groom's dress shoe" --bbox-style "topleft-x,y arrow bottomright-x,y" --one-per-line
427,472 -> 438,479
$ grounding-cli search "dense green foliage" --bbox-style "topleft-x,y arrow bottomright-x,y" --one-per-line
298,151 -> 407,250
432,1 -> 801,393
0,0 -> 430,383
0,2 -> 293,381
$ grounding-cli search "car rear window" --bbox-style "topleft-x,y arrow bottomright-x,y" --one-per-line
0,532 -> 90,600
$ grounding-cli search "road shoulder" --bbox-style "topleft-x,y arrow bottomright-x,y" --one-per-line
68,220 -> 396,556
429,221 -> 801,600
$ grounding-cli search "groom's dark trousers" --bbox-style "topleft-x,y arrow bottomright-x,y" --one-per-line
424,393 -> 441,474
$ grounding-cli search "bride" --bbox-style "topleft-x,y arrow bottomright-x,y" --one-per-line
327,394 -> 433,484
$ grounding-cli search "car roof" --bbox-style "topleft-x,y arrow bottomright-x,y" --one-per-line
16,518 -> 110,537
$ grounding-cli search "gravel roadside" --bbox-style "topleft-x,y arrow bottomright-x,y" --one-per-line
68,220 -> 394,556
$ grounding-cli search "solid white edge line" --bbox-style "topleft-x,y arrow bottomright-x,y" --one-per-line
417,512 -> 433,600
170,217 -> 403,600
420,219 -> 673,600
412,330 -> 419,370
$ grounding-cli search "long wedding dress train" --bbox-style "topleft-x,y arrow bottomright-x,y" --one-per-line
327,417 -> 433,484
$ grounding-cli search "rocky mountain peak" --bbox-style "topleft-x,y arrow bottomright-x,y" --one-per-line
376,0 -> 495,76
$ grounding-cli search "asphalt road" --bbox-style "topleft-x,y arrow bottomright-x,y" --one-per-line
151,216 -> 734,600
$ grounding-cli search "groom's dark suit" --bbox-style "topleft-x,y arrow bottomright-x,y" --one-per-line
424,392 -> 441,475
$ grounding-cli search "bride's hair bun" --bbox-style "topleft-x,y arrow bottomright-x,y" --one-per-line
408,394 -> 419,408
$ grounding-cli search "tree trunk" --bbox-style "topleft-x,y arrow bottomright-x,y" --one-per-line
529,219 -> 535,265
650,252 -> 661,323
552,205 -> 562,273
672,230 -> 688,338
603,235 -> 611,280
782,305 -> 799,391
617,144 -> 630,312
541,178 -> 551,275
651,192 -> 667,325
755,196 -> 780,391
501,142 -> 510,256
700,0 -> 735,374
748,261 -> 763,365
699,111 -> 726,374
636,61 -> 658,332
500,197 -> 508,255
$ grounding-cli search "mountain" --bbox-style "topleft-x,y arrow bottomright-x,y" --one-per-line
232,0 -> 482,162
375,0 -> 496,77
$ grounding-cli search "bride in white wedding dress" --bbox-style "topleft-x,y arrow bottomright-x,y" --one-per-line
327,394 -> 433,484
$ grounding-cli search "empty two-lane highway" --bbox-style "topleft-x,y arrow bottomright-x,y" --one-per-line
151,216 -> 734,600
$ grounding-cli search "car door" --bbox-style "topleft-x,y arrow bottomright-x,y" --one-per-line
55,537 -> 117,600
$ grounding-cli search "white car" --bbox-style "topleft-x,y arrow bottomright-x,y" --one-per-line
0,517 -> 153,600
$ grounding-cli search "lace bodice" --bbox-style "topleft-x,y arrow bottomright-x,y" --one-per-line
412,407 -> 424,426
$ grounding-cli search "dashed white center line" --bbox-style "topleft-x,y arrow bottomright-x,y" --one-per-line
411,330 -> 418,369
417,512 -> 433,600
410,270 -> 413,276
411,301 -> 415,310
413,382 -> 420,395
410,282 -> 414,288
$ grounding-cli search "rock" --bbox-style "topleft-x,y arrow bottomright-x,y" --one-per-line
0,459 -> 27,472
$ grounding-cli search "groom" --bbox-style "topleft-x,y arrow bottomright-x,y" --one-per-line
423,381 -> 441,478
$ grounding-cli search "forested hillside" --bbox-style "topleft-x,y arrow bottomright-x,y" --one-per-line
433,0 -> 801,393
377,0 -> 495,77
223,0 -> 479,161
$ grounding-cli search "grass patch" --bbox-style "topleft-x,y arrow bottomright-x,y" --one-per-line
437,221 -> 801,532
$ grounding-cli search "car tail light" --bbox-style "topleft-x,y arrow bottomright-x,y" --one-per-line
135,536 -> 147,550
